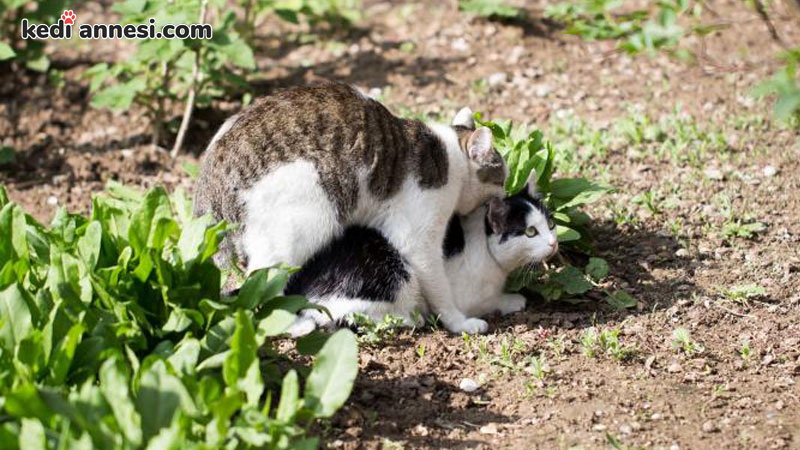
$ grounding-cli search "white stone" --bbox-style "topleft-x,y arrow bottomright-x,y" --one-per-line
459,378 -> 479,393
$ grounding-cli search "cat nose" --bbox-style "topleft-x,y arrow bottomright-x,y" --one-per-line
547,236 -> 557,247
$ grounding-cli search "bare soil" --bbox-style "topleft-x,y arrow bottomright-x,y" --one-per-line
1,1 -> 799,449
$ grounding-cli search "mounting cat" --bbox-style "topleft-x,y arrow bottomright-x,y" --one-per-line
194,81 -> 507,333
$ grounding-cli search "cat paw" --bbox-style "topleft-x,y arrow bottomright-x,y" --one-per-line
287,316 -> 317,338
449,318 -> 489,335
498,293 -> 527,315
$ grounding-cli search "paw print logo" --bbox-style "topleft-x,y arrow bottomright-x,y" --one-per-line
61,10 -> 76,25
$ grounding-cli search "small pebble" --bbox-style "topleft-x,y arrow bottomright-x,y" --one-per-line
487,72 -> 507,87
762,165 -> 777,177
46,196 -> 58,206
704,168 -> 724,180
667,362 -> 683,373
479,423 -> 499,435
459,378 -> 479,393
702,420 -> 718,433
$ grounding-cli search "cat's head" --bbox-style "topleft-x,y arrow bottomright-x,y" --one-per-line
484,185 -> 558,272
450,107 -> 507,214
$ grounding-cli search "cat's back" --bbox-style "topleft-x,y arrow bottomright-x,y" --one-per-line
195,81 -> 448,223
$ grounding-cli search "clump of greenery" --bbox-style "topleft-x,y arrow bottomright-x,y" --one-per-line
545,0 -> 705,60
459,0 -> 520,19
672,326 -> 702,355
0,0 -> 67,70
754,49 -> 800,124
85,0 -> 256,149
581,327 -> 636,361
0,183 -> 358,448
350,313 -> 405,346
85,0 -> 362,152
474,114 -> 636,310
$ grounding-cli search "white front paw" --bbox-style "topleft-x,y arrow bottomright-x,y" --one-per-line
287,316 -> 317,338
450,318 -> 489,335
498,293 -> 527,315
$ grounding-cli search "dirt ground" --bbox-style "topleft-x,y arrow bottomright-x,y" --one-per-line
1,1 -> 799,449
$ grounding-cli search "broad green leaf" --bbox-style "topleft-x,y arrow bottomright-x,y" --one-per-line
0,283 -> 33,349
236,267 -> 288,310
608,290 -> 637,309
48,322 -> 85,385
295,331 -> 331,356
128,187 -> 177,253
304,329 -> 358,418
135,360 -> 196,441
167,337 -> 200,376
0,42 -> 15,60
19,419 -> 46,450
257,309 -> 296,338
556,226 -> 581,242
276,370 -> 299,422
77,221 -> 102,269
223,310 -> 263,406
99,358 -> 142,446
585,257 -> 609,280
552,266 -> 592,295
0,147 -> 14,165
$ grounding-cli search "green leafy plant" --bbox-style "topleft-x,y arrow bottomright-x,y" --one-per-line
240,0 -> 362,38
545,0 -> 704,59
459,0 -> 520,19
739,340 -> 751,364
581,327 -> 635,360
474,113 -> 636,310
754,49 -> 800,124
351,313 -> 405,346
0,0 -> 67,70
86,0 -> 256,150
0,183 -> 359,448
672,326 -> 702,355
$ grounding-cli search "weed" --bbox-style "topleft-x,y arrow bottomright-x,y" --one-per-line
739,341 -> 751,364
417,344 -> 426,360
582,327 -> 636,361
581,329 -> 598,358
352,313 -> 405,346
672,326 -> 703,355
459,0 -> 520,19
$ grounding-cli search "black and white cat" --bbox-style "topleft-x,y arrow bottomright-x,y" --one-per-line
285,185 -> 558,336
194,82 -> 507,334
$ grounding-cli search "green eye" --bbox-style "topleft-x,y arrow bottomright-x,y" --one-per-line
525,226 -> 538,237
547,218 -> 555,230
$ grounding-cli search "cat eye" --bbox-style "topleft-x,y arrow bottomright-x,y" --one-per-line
547,218 -> 556,230
525,226 -> 538,238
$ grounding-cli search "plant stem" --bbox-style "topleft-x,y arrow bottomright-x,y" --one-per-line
171,0 -> 208,158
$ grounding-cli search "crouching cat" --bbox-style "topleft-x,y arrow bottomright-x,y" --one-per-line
285,185 -> 559,336
194,81 -> 507,334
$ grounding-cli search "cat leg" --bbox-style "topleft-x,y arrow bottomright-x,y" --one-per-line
497,293 -> 527,315
287,316 -> 317,338
412,251 -> 488,334
241,160 -> 342,271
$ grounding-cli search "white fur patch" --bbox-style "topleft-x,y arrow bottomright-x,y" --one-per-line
452,107 -> 475,128
241,160 -> 342,271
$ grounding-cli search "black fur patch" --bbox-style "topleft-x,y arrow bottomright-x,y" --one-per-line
484,191 -> 551,242
285,226 -> 409,303
443,215 -> 465,258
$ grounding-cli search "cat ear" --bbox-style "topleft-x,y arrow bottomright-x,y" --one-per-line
466,127 -> 493,161
452,107 -> 475,129
487,197 -> 510,234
